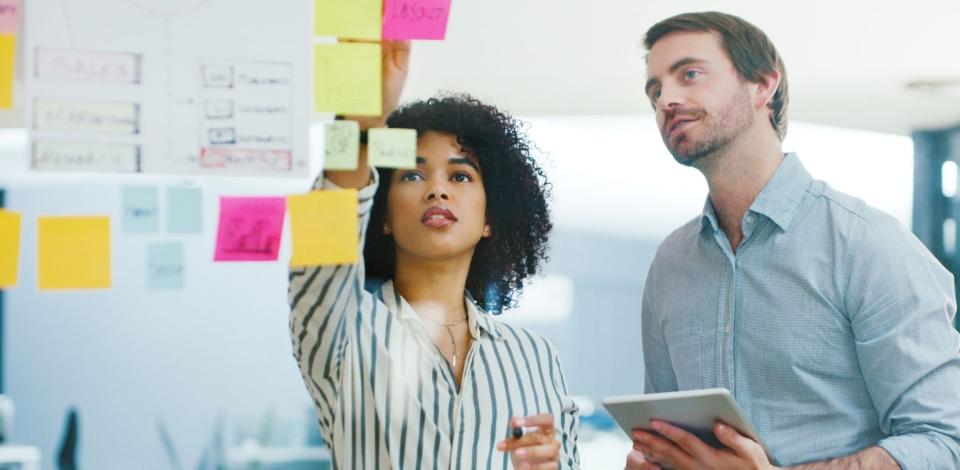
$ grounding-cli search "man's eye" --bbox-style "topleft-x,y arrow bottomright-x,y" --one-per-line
685,70 -> 701,80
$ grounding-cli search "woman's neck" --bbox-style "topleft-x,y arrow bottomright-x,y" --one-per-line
393,251 -> 473,324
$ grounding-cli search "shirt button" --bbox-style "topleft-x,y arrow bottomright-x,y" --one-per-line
745,215 -> 754,224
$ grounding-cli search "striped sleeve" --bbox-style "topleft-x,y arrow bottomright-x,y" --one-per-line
288,170 -> 379,444
549,341 -> 581,470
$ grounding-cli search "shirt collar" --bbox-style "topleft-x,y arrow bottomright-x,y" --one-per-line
700,153 -> 812,233
379,280 -> 503,340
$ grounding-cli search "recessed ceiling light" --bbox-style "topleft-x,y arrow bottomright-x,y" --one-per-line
905,79 -> 960,97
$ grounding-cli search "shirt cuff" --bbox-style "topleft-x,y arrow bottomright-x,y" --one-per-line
312,167 -> 380,201
877,432 -> 960,469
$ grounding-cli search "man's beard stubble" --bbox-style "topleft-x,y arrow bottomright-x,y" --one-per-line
664,86 -> 754,168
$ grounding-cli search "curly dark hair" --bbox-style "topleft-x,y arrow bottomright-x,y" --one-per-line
364,94 -> 552,314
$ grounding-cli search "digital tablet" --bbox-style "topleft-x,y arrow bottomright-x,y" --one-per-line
602,388 -> 771,457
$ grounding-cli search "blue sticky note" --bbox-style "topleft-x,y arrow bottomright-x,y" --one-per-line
147,241 -> 184,289
123,186 -> 159,233
167,186 -> 203,234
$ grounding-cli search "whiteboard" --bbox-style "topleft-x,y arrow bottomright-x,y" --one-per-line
23,0 -> 313,177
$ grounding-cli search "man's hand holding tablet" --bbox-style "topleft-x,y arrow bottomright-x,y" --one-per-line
603,388 -> 776,470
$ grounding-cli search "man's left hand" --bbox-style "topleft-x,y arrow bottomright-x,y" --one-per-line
631,420 -> 777,470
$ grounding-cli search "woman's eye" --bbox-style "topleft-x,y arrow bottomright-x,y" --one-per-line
399,172 -> 423,182
451,173 -> 472,183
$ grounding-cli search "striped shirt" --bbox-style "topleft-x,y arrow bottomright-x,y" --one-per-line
289,172 -> 580,470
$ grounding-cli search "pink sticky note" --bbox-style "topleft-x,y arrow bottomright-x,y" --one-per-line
0,0 -> 19,34
214,196 -> 286,262
382,0 -> 452,40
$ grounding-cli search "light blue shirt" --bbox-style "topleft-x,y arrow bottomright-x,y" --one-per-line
642,153 -> 960,468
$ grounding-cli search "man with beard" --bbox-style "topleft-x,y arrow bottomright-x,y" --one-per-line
626,11 -> 960,470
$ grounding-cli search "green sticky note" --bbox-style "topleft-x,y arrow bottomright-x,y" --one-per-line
122,186 -> 159,233
368,128 -> 416,168
166,186 -> 203,234
147,241 -> 184,289
324,121 -> 360,170
314,0 -> 382,40
314,43 -> 381,116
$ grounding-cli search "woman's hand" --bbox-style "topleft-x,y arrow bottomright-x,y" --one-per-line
343,39 -> 411,131
327,40 -> 410,188
496,413 -> 561,470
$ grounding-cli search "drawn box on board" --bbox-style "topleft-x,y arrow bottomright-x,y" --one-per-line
204,99 -> 234,119
207,127 -> 236,145
200,148 -> 292,171
32,140 -> 141,173
34,98 -> 141,134
35,47 -> 142,84
202,65 -> 234,88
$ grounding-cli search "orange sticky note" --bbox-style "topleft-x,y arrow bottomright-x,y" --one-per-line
287,190 -> 358,266
0,210 -> 21,287
38,216 -> 111,290
314,42 -> 381,116
314,0 -> 382,40
0,34 -> 14,109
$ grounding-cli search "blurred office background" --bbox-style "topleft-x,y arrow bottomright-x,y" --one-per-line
1,0 -> 958,468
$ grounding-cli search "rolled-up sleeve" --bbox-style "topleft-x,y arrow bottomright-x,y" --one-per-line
844,212 -> 960,469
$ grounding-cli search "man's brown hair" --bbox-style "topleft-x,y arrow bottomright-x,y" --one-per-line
644,11 -> 789,141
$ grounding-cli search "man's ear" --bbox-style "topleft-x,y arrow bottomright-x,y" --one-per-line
755,70 -> 781,109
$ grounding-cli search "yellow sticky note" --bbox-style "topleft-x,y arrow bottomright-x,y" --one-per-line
38,216 -> 110,289
287,190 -> 358,266
0,210 -> 21,287
0,34 -> 14,109
314,43 -> 381,116
368,128 -> 417,168
314,0 -> 382,40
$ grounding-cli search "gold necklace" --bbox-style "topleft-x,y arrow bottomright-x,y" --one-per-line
423,314 -> 468,369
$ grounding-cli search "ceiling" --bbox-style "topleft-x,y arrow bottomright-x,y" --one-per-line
401,0 -> 960,136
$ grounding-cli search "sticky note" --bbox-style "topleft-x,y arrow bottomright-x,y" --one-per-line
287,190 -> 358,266
214,197 -> 286,262
122,186 -> 159,233
314,43 -> 381,116
314,0 -> 382,40
0,34 -> 14,109
0,0 -> 18,34
38,216 -> 110,290
167,186 -> 203,234
147,241 -> 184,289
0,210 -> 21,287
368,128 -> 416,168
324,120 -> 360,170
383,0 -> 452,40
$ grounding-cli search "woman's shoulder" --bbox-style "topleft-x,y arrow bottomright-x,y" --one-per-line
485,315 -> 560,356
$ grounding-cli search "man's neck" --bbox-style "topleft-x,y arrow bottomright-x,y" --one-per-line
696,130 -> 784,251
393,250 -> 473,324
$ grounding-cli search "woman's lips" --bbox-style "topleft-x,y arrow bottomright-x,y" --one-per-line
421,206 -> 458,228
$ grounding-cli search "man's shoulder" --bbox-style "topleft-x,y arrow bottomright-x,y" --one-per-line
809,180 -> 904,234
649,215 -> 703,267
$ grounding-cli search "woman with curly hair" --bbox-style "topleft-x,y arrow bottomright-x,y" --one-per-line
289,42 -> 579,469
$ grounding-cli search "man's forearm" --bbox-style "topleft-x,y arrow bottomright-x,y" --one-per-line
786,446 -> 898,470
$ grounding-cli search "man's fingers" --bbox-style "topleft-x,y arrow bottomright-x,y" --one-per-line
632,429 -> 696,470
714,422 -> 763,458
625,450 -> 659,470
650,420 -> 716,462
